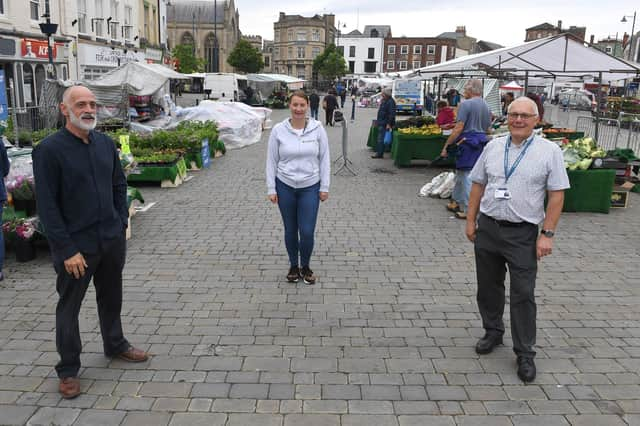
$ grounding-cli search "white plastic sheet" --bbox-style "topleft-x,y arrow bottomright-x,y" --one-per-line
176,101 -> 272,150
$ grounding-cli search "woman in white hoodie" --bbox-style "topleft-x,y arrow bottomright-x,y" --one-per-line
266,91 -> 331,285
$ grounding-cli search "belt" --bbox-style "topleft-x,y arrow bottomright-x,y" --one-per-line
481,213 -> 534,228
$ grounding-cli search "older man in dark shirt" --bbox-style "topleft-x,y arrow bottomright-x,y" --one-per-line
33,85 -> 148,400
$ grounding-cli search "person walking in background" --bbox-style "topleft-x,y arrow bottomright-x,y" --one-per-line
322,89 -> 339,126
440,79 -> 491,219
372,87 -> 396,159
32,85 -> 149,400
309,90 -> 320,120
465,96 -> 569,383
0,137 -> 9,281
266,90 -> 330,285
338,83 -> 347,108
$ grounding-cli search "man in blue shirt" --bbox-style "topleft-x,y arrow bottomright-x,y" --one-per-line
372,88 -> 396,159
33,85 -> 149,400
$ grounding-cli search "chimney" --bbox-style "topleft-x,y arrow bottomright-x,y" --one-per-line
557,20 -> 562,31
589,34 -> 594,44
455,26 -> 466,35
279,12 -> 285,20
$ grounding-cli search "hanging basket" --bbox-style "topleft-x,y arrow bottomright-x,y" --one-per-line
14,239 -> 36,262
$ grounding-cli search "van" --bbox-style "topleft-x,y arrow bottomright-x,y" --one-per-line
204,73 -> 239,101
392,79 -> 425,114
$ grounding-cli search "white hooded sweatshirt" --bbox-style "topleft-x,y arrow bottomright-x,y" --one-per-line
266,118 -> 330,195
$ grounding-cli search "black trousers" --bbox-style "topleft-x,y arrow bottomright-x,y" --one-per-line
55,235 -> 129,378
325,108 -> 335,126
474,214 -> 538,358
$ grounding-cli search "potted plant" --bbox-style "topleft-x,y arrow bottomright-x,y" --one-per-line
7,175 -> 36,216
3,218 -> 39,262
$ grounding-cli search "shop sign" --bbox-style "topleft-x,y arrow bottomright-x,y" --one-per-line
201,138 -> 211,168
21,38 -> 60,59
78,43 -> 145,67
145,48 -> 163,62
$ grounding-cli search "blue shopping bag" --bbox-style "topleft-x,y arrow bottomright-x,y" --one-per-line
383,130 -> 392,146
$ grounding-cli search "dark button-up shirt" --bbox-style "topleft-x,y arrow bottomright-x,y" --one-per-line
376,97 -> 396,128
32,127 -> 128,264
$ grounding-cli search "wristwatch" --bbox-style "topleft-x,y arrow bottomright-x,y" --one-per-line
540,229 -> 555,238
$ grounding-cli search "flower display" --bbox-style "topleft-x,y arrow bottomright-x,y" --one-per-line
6,175 -> 35,200
2,217 -> 40,241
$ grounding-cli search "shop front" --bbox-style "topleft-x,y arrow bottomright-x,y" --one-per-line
0,36 -> 69,108
77,42 -> 146,81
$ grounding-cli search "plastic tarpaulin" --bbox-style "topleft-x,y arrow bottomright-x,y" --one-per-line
176,101 -> 272,150
89,62 -> 190,95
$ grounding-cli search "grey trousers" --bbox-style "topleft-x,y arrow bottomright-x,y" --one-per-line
474,214 -> 538,358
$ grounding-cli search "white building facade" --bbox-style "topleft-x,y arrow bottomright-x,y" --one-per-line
337,34 -> 384,77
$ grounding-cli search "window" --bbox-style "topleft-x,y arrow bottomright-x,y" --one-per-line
349,46 -> 356,57
180,32 -> 194,46
368,48 -> 375,59
123,5 -> 132,39
426,60 -> 434,66
77,0 -> 87,33
370,29 -> 379,38
296,30 -> 307,41
348,61 -> 354,73
387,45 -> 395,54
274,30 -> 279,42
296,65 -> 305,79
288,46 -> 292,59
605,46 -> 612,53
143,4 -> 149,39
412,60 -> 421,69
399,61 -> 407,70
337,45 -> 344,55
364,61 -> 377,73
274,47 -> 279,58
387,60 -> 394,70
30,0 -> 40,20
413,45 -> 422,54
312,29 -> 320,41
204,33 -> 218,72
312,47 -> 320,58
0,0 -> 5,14
427,44 -> 435,55
264,56 -> 270,67
288,30 -> 294,41
400,45 -> 408,54
297,46 -> 305,58
95,0 -> 105,36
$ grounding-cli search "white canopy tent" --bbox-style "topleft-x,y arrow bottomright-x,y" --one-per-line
89,62 -> 190,95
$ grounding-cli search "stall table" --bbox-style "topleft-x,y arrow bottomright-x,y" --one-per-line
563,169 -> 616,213
391,132 -> 452,167
366,124 -> 391,152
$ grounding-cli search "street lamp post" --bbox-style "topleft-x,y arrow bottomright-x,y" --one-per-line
622,11 -> 637,61
39,0 -> 58,78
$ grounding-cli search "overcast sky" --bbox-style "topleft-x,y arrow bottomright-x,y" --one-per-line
231,0 -> 638,47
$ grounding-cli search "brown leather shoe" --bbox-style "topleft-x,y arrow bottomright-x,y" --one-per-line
59,377 -> 81,399
116,346 -> 149,362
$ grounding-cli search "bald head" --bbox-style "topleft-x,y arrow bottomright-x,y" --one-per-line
62,85 -> 95,107
507,96 -> 539,117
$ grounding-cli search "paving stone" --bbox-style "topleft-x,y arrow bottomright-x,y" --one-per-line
116,396 -> 155,410
228,413 -> 283,426
341,414 -> 399,426
284,414 -> 339,426
348,400 -> 394,414
484,401 -> 532,415
212,398 -> 257,413
169,412 -> 227,426
510,415 -> 570,426
191,383 -> 230,398
139,382 -> 192,398
188,398 -> 213,412
121,412 -> 171,426
454,416 -> 513,425
26,407 -> 79,426
393,401 -> 439,415
74,409 -> 126,426
257,400 -> 280,413
565,415 -> 627,425
322,384 -> 361,400
151,397 -> 190,412
303,400 -> 348,414
398,416 -> 455,426
230,383 -> 269,399
361,385 -> 401,400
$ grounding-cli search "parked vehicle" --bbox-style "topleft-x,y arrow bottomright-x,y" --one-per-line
203,73 -> 240,101
392,79 -> 425,114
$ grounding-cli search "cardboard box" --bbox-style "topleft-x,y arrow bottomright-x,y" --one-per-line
611,190 -> 629,208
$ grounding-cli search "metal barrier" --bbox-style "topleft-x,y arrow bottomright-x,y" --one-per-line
575,116 -> 621,151
8,105 -> 60,133
618,112 -> 640,154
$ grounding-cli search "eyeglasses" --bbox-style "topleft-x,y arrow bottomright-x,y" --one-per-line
507,112 -> 537,120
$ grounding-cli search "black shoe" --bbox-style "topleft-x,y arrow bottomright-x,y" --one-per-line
300,266 -> 316,285
517,356 -> 536,382
475,333 -> 503,354
286,266 -> 300,283
371,155 -> 383,159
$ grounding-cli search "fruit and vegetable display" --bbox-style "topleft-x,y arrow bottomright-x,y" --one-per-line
562,137 -> 606,170
395,116 -> 436,128
397,124 -> 443,136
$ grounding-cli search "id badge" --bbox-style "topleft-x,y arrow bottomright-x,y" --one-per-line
494,187 -> 511,200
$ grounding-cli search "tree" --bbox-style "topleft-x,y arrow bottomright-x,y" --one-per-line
227,39 -> 264,73
313,44 -> 348,82
171,44 -> 205,74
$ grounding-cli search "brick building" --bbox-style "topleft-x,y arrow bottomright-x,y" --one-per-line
525,21 -> 586,42
383,37 -> 456,72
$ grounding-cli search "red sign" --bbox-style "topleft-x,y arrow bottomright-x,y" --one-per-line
21,38 -> 60,59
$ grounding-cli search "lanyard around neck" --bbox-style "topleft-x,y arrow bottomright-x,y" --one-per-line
504,134 -> 534,183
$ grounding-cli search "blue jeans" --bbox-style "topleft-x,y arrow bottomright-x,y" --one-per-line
376,126 -> 387,156
310,107 -> 319,120
276,178 -> 320,268
452,170 -> 472,212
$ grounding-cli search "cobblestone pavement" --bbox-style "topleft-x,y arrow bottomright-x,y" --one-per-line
1,102 -> 639,425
